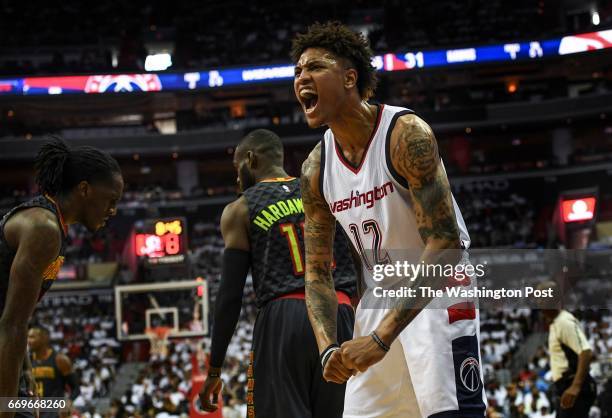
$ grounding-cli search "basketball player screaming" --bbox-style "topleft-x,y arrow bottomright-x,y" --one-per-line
294,22 -> 487,418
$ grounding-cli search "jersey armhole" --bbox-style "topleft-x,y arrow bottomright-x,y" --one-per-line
1,204 -> 62,255
385,110 -> 414,190
239,195 -> 253,244
318,139 -> 328,204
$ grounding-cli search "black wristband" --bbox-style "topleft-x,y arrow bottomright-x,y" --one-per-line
370,331 -> 390,352
320,343 -> 340,369
208,371 -> 221,378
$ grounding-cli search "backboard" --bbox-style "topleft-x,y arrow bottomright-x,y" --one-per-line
115,280 -> 209,341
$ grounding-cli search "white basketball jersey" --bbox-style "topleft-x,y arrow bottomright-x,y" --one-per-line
320,104 -> 470,266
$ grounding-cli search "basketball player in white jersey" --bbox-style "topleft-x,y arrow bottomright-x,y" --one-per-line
292,22 -> 487,418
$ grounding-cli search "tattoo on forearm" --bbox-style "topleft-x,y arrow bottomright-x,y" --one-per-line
389,271 -> 432,330
304,262 -> 337,342
301,144 -> 338,345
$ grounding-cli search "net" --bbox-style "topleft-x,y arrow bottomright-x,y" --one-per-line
146,326 -> 172,359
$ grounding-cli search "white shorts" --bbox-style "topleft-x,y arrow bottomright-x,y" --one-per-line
343,292 -> 487,418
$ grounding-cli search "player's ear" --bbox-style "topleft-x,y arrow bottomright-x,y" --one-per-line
76,180 -> 90,198
246,150 -> 257,169
344,68 -> 358,91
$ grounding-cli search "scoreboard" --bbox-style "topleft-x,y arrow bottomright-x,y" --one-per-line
133,218 -> 188,266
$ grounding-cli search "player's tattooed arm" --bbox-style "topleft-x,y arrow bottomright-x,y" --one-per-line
301,142 -> 339,353
378,114 -> 461,344
393,114 -> 459,245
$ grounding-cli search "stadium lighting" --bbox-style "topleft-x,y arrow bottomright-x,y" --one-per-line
145,53 -> 172,72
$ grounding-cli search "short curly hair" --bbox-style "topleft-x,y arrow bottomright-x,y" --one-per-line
291,21 -> 378,100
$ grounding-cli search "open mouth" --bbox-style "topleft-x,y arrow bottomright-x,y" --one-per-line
300,90 -> 319,114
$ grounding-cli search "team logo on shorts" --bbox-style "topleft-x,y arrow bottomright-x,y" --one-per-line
459,357 -> 481,392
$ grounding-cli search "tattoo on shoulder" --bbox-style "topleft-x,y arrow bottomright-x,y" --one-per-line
393,117 -> 437,184
392,116 -> 459,243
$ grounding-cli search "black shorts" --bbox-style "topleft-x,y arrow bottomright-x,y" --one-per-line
554,375 -> 597,418
249,297 -> 354,418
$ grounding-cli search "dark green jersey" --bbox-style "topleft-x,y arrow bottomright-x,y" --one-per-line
31,349 -> 66,398
243,178 -> 356,307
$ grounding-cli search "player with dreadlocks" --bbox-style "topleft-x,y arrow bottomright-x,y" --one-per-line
0,137 -> 123,418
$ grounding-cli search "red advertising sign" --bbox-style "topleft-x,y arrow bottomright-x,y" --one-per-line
562,197 -> 596,223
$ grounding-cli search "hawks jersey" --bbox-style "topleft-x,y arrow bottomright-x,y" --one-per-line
320,104 -> 470,277
243,178 -> 356,307
31,349 -> 66,398
0,195 -> 68,316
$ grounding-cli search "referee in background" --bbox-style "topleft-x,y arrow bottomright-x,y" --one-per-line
539,281 -> 597,418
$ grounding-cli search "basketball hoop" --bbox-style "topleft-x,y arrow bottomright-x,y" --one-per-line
114,281 -> 209,342
146,326 -> 172,359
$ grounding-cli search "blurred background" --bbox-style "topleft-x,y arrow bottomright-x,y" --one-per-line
0,0 -> 611,417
